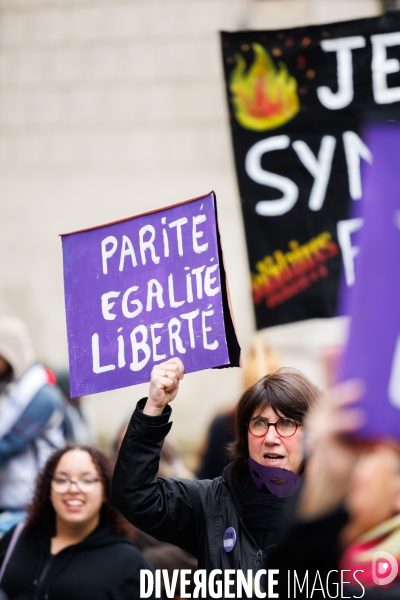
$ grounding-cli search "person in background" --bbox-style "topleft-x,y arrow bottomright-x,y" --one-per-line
55,369 -> 97,445
0,444 -> 154,599
112,422 -> 197,599
0,316 -> 66,535
195,410 -> 236,480
196,336 -> 280,479
270,380 -> 400,598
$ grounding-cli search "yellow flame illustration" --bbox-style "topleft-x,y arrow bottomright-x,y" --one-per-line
229,43 -> 300,131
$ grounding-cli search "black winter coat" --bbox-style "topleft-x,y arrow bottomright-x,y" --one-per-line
0,521 -> 154,600
111,400 -> 284,579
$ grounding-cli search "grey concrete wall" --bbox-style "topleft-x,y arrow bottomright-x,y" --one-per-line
0,0 -> 381,454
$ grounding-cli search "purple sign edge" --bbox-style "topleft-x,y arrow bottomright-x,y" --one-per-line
338,124 -> 400,442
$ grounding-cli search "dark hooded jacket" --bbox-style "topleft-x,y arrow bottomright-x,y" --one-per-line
111,399 -> 289,588
0,521 -> 154,600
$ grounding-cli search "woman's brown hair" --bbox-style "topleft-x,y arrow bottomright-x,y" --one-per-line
25,444 -> 127,536
230,367 -> 319,460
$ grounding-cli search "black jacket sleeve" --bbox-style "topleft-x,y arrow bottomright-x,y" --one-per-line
111,399 -> 206,557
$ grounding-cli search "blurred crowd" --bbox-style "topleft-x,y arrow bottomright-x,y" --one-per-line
0,315 -> 399,599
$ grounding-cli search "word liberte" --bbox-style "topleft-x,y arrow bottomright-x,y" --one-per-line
93,212 -> 221,374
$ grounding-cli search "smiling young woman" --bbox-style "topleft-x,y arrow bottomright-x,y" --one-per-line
0,444 -> 154,600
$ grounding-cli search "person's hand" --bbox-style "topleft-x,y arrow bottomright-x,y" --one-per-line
298,379 -> 366,520
143,358 -> 185,416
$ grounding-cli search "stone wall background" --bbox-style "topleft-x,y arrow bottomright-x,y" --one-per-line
0,0 -> 381,456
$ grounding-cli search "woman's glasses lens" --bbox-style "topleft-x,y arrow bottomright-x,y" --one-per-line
276,418 -> 297,436
51,478 -> 99,493
249,418 -> 298,437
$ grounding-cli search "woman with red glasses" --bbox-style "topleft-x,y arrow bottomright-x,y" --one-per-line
112,358 -> 318,591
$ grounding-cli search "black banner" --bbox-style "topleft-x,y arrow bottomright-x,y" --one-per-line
221,13 -> 400,329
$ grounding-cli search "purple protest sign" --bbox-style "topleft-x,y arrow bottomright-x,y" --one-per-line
61,192 -> 240,397
339,124 -> 400,441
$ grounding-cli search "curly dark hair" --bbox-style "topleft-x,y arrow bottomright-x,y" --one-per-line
25,444 -> 127,537
230,367 -> 319,460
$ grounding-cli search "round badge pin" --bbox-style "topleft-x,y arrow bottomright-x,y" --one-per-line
223,527 -> 236,553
